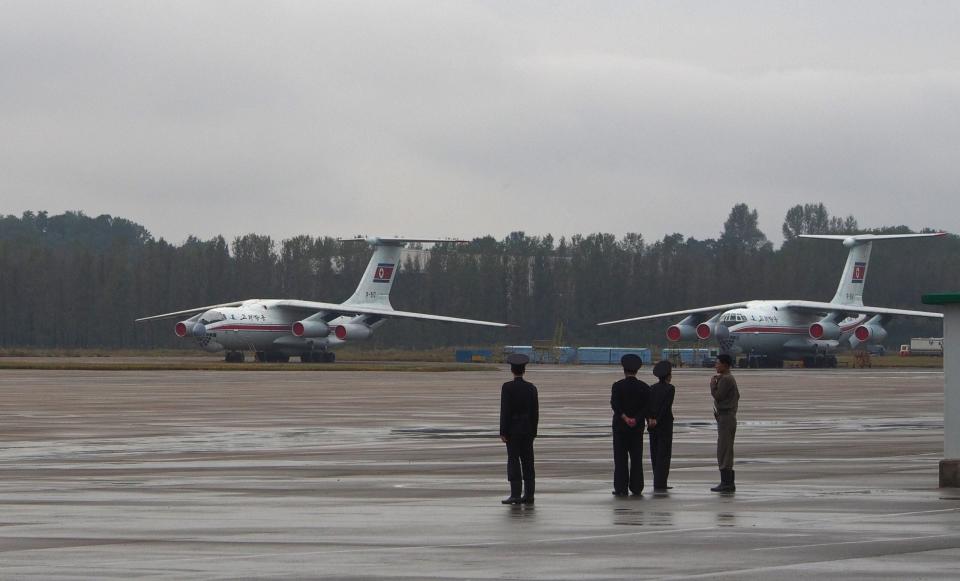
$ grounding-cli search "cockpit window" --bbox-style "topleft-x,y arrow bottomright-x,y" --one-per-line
720,312 -> 747,323
200,310 -> 227,325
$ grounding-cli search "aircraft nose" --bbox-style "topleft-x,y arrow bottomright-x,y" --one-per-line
192,323 -> 207,337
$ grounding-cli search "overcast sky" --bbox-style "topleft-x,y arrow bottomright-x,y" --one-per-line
2,1 -> 958,246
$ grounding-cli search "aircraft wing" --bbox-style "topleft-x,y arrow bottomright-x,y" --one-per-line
780,300 -> 943,319
135,301 -> 245,322
597,302 -> 751,326
272,300 -> 514,328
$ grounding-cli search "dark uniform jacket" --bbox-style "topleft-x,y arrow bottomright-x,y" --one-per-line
648,380 -> 675,424
711,373 -> 739,415
500,378 -> 539,438
610,376 -> 651,431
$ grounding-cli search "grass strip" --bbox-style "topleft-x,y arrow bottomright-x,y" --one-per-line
0,361 -> 497,372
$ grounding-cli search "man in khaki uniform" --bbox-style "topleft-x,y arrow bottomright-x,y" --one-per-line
710,354 -> 739,492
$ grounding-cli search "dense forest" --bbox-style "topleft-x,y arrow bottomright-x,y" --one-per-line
0,204 -> 955,350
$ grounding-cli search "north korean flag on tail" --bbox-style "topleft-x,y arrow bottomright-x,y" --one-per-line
851,262 -> 866,284
373,263 -> 395,283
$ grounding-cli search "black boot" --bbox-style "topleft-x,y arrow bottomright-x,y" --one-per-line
711,469 -> 735,492
710,469 -> 727,492
521,480 -> 535,505
502,480 -> 523,504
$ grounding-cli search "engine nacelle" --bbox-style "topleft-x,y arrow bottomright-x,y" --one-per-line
696,322 -> 713,340
175,321 -> 189,337
292,320 -> 330,338
334,323 -> 373,341
809,321 -> 842,340
666,324 -> 697,342
851,323 -> 887,348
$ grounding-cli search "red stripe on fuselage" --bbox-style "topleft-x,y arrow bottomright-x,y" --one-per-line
734,326 -> 808,335
734,319 -> 864,335
210,324 -> 290,332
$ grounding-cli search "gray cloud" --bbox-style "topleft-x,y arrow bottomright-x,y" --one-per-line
2,1 -> 958,244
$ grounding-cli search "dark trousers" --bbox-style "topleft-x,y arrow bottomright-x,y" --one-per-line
612,428 -> 644,494
715,413 -> 736,470
506,436 -> 535,482
648,423 -> 673,488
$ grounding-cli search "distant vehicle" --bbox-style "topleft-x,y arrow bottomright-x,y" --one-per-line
136,237 -> 512,363
901,337 -> 944,356
599,233 -> 946,368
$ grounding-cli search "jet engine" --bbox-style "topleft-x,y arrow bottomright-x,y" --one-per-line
809,321 -> 842,340
666,324 -> 697,342
666,315 -> 700,342
175,321 -> 189,337
851,323 -> 887,348
695,315 -> 725,341
850,315 -> 887,349
292,320 -> 330,338
334,323 -> 373,341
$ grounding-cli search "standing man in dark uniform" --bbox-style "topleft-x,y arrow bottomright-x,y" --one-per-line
647,360 -> 676,492
610,353 -> 651,496
500,353 -> 539,505
710,353 -> 740,492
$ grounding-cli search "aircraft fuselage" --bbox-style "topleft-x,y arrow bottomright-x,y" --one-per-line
717,301 -> 867,361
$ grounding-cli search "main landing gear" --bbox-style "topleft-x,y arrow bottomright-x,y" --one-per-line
225,351 -> 245,363
225,350 -> 335,363
254,351 -> 291,363
803,355 -> 838,368
301,351 -> 335,363
737,356 -> 785,369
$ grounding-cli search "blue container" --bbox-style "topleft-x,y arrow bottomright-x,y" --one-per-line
504,346 -> 536,363
609,348 -> 652,365
455,349 -> 494,363
577,347 -> 612,365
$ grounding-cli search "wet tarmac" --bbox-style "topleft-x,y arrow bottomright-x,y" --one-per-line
0,366 -> 957,579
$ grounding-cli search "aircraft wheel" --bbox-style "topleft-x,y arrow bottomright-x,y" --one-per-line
226,351 -> 245,363
828,356 -> 838,368
325,352 -> 336,363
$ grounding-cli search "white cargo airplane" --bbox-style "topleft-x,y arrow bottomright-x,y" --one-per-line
136,236 -> 512,363
598,233 -> 946,368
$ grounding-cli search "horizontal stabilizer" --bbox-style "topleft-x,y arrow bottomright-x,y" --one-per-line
338,236 -> 466,246
799,232 -> 946,244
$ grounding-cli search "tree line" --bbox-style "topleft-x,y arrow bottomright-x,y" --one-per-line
0,204 -> 955,350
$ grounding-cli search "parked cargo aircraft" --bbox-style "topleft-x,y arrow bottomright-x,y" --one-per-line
136,237 -> 511,363
598,233 -> 945,368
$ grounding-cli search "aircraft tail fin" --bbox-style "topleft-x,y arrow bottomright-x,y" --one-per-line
340,236 -> 462,308
800,232 -> 946,306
